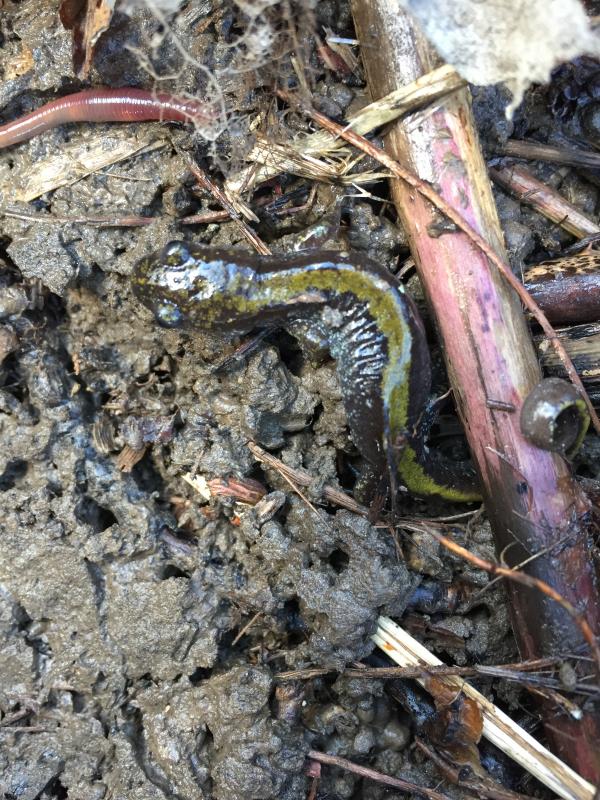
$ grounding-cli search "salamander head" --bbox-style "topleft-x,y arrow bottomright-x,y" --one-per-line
132,241 -> 235,328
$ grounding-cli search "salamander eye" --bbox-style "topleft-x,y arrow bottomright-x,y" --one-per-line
155,300 -> 183,328
162,241 -> 190,267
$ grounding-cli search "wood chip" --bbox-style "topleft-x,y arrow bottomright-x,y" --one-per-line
2,135 -> 167,202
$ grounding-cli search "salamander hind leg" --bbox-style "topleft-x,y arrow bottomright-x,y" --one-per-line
395,398 -> 481,503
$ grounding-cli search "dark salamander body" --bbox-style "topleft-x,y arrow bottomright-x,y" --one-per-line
133,242 -> 479,502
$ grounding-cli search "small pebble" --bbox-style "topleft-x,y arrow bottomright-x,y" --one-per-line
379,719 -> 411,752
0,286 -> 29,319
0,325 -> 17,364
353,727 -> 375,754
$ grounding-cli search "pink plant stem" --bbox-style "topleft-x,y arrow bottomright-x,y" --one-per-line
351,0 -> 600,781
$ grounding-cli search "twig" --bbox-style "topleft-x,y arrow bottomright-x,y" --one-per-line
305,761 -> 320,800
524,252 -> 600,325
276,658 -> 600,698
534,323 -> 600,390
414,738 -> 535,800
499,139 -> 600,171
276,88 -> 600,435
183,154 -> 271,255
1,188 -> 311,229
490,164 -> 600,239
268,464 -> 324,521
527,686 -> 585,722
307,749 -> 451,800
231,611 -> 263,646
1,208 -> 156,226
415,526 -> 600,679
247,441 -> 372,517
1,726 -> 48,733
562,233 -> 600,255
349,4 -> 600,778
0,707 -> 37,726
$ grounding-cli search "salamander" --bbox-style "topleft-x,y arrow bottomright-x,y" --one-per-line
132,242 -> 480,502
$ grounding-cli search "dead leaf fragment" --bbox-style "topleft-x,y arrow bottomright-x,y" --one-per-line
59,0 -> 116,78
4,43 -> 34,81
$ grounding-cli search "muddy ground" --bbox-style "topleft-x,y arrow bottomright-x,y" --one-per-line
0,2 -> 599,799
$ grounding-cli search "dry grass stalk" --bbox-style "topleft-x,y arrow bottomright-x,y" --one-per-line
183,153 -> 271,255
1,135 -> 167,203
308,748 -> 451,800
224,64 -> 464,199
247,440 -> 371,517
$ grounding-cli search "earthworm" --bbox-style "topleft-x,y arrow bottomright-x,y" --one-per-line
0,88 -> 214,148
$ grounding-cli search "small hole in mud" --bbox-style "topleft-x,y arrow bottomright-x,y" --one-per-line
71,691 -> 86,713
247,461 -> 268,484
336,450 -> 359,492
283,597 -> 300,617
44,292 -> 67,326
575,463 -> 595,478
25,626 -> 52,656
2,354 -> 28,404
273,330 -> 305,376
0,459 -> 28,491
282,597 -> 307,645
328,548 -> 349,574
286,630 -> 306,646
466,603 -> 491,627
74,496 -> 117,532
45,776 -> 68,799
130,454 -> 164,494
204,724 -> 215,755
92,671 -> 107,694
160,564 -> 190,580
188,666 -> 212,684
13,602 -> 32,630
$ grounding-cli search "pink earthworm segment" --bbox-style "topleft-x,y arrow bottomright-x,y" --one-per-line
0,87 -> 214,148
